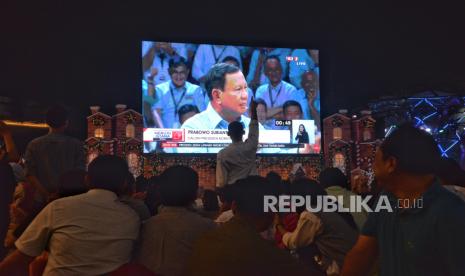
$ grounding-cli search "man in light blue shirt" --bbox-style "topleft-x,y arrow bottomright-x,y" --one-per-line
255,56 -> 298,120
294,71 -> 321,130
154,57 -> 205,129
246,48 -> 292,91
192,45 -> 242,84
289,49 -> 319,89
147,42 -> 188,85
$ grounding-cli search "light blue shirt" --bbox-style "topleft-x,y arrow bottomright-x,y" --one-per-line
154,81 -> 205,129
294,88 -> 321,120
192,45 -> 243,81
289,49 -> 319,89
255,80 -> 298,109
178,103 -> 265,153
246,48 -> 292,86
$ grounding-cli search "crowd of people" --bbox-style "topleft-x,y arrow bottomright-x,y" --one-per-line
141,42 -> 321,132
1,102 -> 465,276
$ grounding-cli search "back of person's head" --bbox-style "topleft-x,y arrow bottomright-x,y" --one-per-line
87,155 -> 129,195
380,123 -> 441,174
319,167 -> 349,189
46,105 -> 68,129
202,189 -> 219,212
290,178 -> 327,198
233,176 -> 274,216
437,157 -> 465,187
228,121 -> 245,141
217,184 -> 236,205
159,165 -> 198,207
221,55 -> 240,67
205,63 -> 240,100
57,169 -> 88,198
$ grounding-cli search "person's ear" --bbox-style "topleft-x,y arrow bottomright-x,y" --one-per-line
231,201 -> 238,215
386,156 -> 397,174
212,88 -> 222,103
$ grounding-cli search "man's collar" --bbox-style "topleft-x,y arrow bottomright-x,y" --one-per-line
169,81 -> 187,91
270,81 -> 283,89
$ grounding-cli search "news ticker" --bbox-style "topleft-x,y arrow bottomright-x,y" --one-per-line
161,143 -> 305,149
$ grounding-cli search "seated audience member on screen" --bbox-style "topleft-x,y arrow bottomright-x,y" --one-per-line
148,42 -> 188,85
192,45 -> 242,85
0,155 -> 140,276
178,104 -> 200,126
289,49 -> 319,89
255,56 -> 297,120
153,57 -> 205,129
295,71 -> 320,130
246,48 -> 292,91
181,63 -> 263,131
248,98 -> 273,128
216,100 -> 259,188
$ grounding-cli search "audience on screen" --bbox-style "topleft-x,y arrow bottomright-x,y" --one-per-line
178,104 -> 200,126
289,48 -> 319,89
255,55 -> 298,121
295,70 -> 321,129
192,44 -> 242,86
153,57 -> 205,129
246,48 -> 292,91
147,42 -> 188,85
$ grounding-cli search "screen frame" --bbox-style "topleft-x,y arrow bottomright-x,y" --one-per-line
140,38 -> 324,157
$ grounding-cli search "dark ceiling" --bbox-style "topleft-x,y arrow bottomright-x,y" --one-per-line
2,1 -> 465,123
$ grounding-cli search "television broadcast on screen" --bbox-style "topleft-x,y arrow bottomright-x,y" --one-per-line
141,41 -> 321,154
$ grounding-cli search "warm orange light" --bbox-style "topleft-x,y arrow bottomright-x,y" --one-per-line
3,120 -> 48,129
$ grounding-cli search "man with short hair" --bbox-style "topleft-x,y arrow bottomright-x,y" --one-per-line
341,124 -> 465,276
246,48 -> 292,91
216,100 -> 259,187
295,70 -> 321,130
283,100 -> 303,120
0,155 -> 140,276
24,105 -> 85,200
136,166 -> 215,276
154,57 -> 205,129
178,104 -> 200,126
180,63 -> 266,153
185,176 -> 317,276
192,44 -> 242,85
255,56 -> 298,120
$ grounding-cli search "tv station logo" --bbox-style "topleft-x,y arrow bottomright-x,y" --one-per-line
286,56 -> 306,66
143,128 -> 184,142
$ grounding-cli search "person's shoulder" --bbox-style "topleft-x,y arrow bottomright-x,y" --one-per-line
155,81 -> 170,91
435,185 -> 465,212
185,81 -> 200,91
255,84 -> 268,94
282,80 -> 297,90
27,134 -> 50,146
181,111 -> 207,129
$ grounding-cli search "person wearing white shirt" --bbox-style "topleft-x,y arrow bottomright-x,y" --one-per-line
0,155 -> 140,276
255,56 -> 298,120
148,42 -> 188,85
153,57 -> 205,129
216,100 -> 259,188
246,48 -> 292,91
192,44 -> 242,84
289,49 -> 319,89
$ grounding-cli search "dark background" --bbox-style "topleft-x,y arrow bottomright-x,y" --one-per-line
1,1 -> 465,145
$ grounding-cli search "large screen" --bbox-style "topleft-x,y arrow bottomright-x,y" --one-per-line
141,41 -> 321,154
